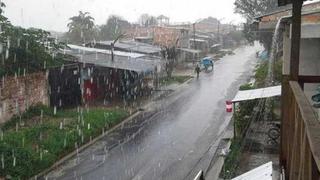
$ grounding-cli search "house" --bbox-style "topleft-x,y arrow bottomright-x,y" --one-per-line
125,25 -> 153,38
177,48 -> 203,62
157,15 -> 170,26
189,38 -> 209,53
153,26 -> 190,48
255,0 -> 320,179
49,44 -> 163,108
195,17 -> 220,33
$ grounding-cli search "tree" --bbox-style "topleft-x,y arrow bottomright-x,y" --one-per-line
138,14 -> 158,27
66,11 -> 96,44
242,21 -> 256,44
228,30 -> 246,44
161,46 -> 177,78
99,15 -> 131,40
234,0 -> 278,21
0,2 -> 67,77
234,0 -> 278,47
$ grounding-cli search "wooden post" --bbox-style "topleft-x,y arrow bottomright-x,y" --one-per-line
233,102 -> 236,139
290,0 -> 303,81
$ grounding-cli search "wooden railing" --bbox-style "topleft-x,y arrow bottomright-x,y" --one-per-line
281,81 -> 320,179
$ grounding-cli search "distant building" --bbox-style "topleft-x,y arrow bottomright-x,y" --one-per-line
195,17 -> 219,33
153,26 -> 190,48
157,15 -> 170,26
125,25 -> 155,39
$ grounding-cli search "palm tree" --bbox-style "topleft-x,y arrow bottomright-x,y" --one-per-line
67,11 -> 95,43
0,2 -> 6,15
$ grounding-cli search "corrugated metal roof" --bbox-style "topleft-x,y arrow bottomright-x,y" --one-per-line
94,40 -> 161,54
189,39 -> 208,42
211,44 -> 222,48
179,48 -> 202,54
232,162 -> 273,180
67,44 -> 145,58
278,0 -> 307,6
65,44 -> 163,73
232,86 -> 281,102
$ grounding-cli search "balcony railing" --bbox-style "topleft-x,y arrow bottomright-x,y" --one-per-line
281,81 -> 320,179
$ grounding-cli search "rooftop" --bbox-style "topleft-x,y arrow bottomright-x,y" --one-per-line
232,85 -> 281,103
179,48 -> 202,54
66,44 -> 163,73
92,40 -> 161,55
189,39 -> 208,42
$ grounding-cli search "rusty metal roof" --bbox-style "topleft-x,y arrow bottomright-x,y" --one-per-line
278,0 -> 307,6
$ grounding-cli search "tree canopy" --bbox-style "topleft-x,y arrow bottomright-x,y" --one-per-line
0,2 -> 67,77
66,11 -> 97,43
234,0 -> 278,45
99,15 -> 131,40
234,0 -> 278,21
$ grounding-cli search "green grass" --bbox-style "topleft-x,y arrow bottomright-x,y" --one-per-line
0,104 -> 128,179
159,75 -> 192,86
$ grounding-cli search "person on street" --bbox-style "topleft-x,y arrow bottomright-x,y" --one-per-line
195,64 -> 201,79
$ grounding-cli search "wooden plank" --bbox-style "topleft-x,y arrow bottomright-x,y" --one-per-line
299,76 -> 320,83
289,102 -> 298,179
281,76 -> 290,168
290,1 -> 303,81
290,81 -> 320,174
298,120 -> 306,180
305,134 -> 312,180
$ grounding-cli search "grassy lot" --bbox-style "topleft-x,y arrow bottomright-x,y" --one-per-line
159,75 -> 192,86
0,104 -> 128,179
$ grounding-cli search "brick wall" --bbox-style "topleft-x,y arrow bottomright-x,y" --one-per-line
125,26 -> 154,38
153,26 -> 190,48
0,72 -> 49,124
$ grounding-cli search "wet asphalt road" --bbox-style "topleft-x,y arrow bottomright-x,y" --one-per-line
46,44 -> 262,180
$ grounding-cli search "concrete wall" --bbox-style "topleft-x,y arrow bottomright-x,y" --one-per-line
299,38 -> 320,76
282,23 -> 320,76
0,72 -> 49,124
282,22 -> 320,111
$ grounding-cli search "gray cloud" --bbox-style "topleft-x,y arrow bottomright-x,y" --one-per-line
3,0 -> 244,32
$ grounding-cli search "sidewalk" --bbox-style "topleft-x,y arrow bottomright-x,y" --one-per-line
235,120 -> 280,180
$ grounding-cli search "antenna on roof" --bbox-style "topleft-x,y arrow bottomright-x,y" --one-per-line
111,33 -> 126,62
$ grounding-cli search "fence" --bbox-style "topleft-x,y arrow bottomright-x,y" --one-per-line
281,81 -> 320,179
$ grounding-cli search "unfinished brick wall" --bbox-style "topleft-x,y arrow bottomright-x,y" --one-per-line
0,72 -> 49,124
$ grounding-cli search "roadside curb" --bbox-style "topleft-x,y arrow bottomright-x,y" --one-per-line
205,138 -> 232,180
204,116 -> 234,180
31,110 -> 141,180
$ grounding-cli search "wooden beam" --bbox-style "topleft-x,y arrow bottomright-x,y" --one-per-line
298,76 -> 320,83
290,0 -> 303,81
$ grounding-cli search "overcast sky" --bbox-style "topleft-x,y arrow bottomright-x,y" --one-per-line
3,0 -> 244,32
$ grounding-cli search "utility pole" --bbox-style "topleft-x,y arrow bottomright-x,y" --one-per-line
193,23 -> 196,50
217,21 -> 220,42
217,18 -> 225,44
